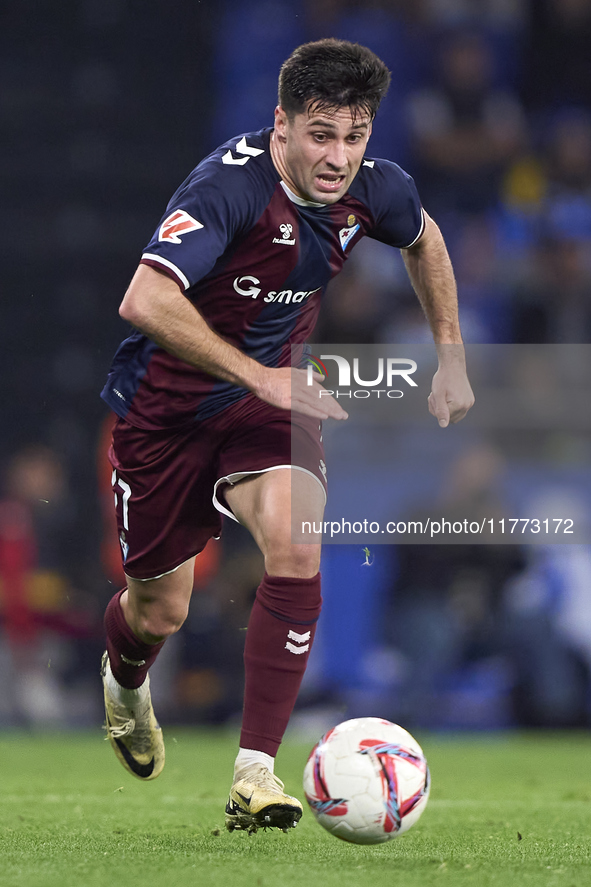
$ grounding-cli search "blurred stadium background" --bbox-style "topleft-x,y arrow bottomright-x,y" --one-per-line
2,0 -> 591,735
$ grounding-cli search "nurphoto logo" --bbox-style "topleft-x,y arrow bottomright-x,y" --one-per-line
305,353 -> 418,400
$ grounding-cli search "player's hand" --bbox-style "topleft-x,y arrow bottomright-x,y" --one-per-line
428,357 -> 474,427
255,366 -> 348,420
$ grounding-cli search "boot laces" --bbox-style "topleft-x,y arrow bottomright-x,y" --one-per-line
240,763 -> 286,794
105,698 -> 151,752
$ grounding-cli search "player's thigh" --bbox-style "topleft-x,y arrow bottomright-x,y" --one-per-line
224,467 -> 324,557
123,556 -> 196,639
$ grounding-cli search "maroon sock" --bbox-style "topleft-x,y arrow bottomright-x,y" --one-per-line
104,589 -> 164,689
240,572 -> 322,757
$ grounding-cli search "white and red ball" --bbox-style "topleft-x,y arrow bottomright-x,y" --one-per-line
303,717 -> 430,845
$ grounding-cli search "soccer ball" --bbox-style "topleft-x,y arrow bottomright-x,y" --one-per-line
303,717 -> 430,845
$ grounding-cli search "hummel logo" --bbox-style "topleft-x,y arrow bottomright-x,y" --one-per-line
288,629 -> 311,643
273,222 -> 296,246
285,628 -> 310,655
222,136 -> 265,166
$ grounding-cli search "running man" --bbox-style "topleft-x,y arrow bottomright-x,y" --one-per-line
100,39 -> 474,834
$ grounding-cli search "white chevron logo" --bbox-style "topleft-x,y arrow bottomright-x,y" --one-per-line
288,629 -> 311,643
235,136 -> 264,157
285,642 -> 309,655
285,628 -> 311,655
222,137 -> 265,166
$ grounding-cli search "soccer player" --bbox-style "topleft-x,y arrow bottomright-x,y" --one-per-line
100,39 -> 474,834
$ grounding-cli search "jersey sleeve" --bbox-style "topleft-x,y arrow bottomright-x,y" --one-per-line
352,159 -> 424,250
140,142 -> 273,291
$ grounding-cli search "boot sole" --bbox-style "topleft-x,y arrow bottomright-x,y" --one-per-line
225,804 -> 302,834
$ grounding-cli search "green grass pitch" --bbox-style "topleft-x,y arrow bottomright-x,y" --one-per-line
0,729 -> 590,887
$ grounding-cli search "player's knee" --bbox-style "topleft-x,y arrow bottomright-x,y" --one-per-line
134,602 -> 189,643
265,542 -> 321,579
126,566 -> 193,643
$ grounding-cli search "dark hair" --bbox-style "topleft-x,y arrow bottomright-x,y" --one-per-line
278,39 -> 391,121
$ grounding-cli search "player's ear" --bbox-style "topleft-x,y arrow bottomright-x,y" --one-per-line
274,105 -> 288,139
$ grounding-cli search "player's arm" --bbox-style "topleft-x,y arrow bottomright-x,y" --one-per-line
401,211 -> 474,427
119,264 -> 347,421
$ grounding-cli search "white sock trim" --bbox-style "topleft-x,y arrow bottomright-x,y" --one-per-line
105,657 -> 149,707
234,748 -> 275,777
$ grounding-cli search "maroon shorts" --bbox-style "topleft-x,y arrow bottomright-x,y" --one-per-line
108,394 -> 327,580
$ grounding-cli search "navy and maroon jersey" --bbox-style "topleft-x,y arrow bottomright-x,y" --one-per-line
101,127 -> 424,429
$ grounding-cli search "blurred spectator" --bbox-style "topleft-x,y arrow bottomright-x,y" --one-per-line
384,444 -> 525,728
0,446 -> 95,726
408,30 -> 526,216
512,234 -> 591,342
425,0 -> 527,28
545,111 -> 591,199
499,108 -> 591,288
505,549 -> 590,726
521,0 -> 591,113
452,214 -> 513,341
504,487 -> 591,726
504,109 -> 591,221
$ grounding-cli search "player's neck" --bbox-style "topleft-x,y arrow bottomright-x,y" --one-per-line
269,130 -> 304,198
269,130 -> 325,208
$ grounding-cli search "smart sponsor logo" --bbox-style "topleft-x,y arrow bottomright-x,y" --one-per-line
233,275 -> 320,304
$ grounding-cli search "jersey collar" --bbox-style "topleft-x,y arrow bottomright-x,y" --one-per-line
279,180 -> 326,209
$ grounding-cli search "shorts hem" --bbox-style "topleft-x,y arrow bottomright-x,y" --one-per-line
124,553 -> 198,583
212,464 -> 327,521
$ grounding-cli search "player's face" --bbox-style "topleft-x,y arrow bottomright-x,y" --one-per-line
273,104 -> 372,204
